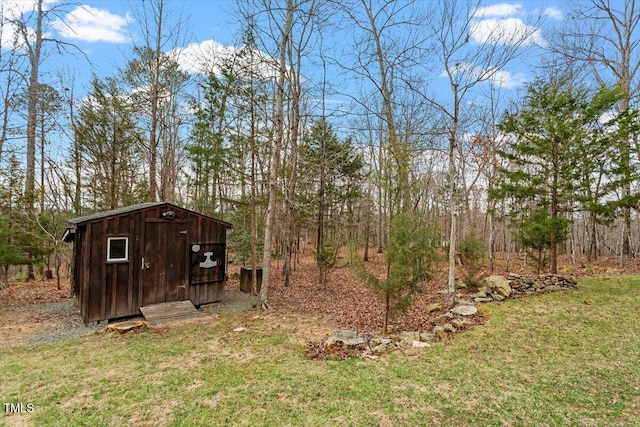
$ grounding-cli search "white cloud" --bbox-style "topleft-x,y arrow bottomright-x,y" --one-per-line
543,7 -> 563,20
171,39 -> 281,80
0,0 -> 44,48
470,17 -> 544,46
441,62 -> 527,89
473,3 -> 522,18
488,69 -> 527,88
172,39 -> 239,75
50,5 -> 133,43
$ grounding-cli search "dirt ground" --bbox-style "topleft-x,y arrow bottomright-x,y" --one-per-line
0,278 -> 262,347
1,251 -> 636,347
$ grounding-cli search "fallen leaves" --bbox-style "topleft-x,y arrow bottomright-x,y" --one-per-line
0,279 -> 70,308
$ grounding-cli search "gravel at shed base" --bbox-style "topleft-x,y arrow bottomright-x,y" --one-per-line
199,289 -> 260,314
4,301 -> 103,346
4,288 -> 259,347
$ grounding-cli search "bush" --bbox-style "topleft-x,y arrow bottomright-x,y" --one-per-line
316,241 -> 338,285
459,236 -> 487,292
352,213 -> 439,333
13,271 -> 29,282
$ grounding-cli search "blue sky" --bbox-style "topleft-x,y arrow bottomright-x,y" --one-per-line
0,0 -> 568,96
1,0 -> 609,159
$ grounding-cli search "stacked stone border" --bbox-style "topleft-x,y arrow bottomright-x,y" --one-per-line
307,274 -> 578,360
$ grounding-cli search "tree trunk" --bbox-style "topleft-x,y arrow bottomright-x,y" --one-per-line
24,0 -> 45,211
364,189 -> 371,262
283,33 -> 303,287
589,210 -> 598,261
447,83 -> 460,307
260,0 -> 294,309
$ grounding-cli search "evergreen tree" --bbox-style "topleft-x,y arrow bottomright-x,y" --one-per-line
74,76 -> 144,210
492,77 -> 630,273
299,118 -> 363,284
352,213 -> 438,333
0,155 -> 30,283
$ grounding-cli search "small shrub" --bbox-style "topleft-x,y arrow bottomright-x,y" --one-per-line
352,213 -> 439,333
316,244 -> 338,285
13,271 -> 28,282
459,236 -> 487,292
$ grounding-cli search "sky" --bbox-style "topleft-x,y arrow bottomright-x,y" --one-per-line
0,0 -> 621,160
0,0 -> 568,95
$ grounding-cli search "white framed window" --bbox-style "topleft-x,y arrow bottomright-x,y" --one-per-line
107,237 -> 129,262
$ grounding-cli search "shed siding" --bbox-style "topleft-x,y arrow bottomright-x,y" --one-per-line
71,203 -> 229,323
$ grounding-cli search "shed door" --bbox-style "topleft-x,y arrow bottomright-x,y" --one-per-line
142,221 -> 187,306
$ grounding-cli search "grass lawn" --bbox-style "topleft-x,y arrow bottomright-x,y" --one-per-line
1,276 -> 639,426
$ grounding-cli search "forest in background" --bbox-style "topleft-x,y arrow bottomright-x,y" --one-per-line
1,0 -> 639,309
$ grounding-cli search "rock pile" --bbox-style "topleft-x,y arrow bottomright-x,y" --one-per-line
307,329 -> 441,360
309,299 -> 480,359
306,274 -> 578,360
466,274 -> 578,303
508,273 -> 578,295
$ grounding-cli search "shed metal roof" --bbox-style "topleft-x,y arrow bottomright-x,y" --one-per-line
63,202 -> 231,242
66,202 -> 166,224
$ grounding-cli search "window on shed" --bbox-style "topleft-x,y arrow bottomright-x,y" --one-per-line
107,237 -> 129,262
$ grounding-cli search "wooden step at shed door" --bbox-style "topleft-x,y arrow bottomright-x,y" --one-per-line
139,300 -> 205,325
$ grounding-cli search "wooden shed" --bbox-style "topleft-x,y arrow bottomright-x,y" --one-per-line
63,202 -> 232,323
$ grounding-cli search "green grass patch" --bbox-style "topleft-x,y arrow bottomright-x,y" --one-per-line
1,276 -> 640,426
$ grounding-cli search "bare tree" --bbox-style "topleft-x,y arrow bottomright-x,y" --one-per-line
8,0 -> 81,209
0,7 -> 23,164
282,0 -> 321,287
339,0 -> 433,214
419,0 -> 540,305
258,0 -> 295,309
125,0 -> 190,202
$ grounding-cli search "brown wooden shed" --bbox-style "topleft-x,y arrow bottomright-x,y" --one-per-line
63,202 -> 232,323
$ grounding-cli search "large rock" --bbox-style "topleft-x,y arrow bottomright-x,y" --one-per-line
324,330 -> 368,349
399,331 -> 421,345
484,275 -> 512,297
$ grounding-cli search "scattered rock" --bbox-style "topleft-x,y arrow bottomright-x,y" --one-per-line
432,312 -> 454,325
471,289 -> 488,298
474,297 -> 494,303
442,323 -> 456,333
451,318 -> 467,328
399,331 -> 420,345
325,329 -> 368,349
420,332 -> 436,342
426,303 -> 441,313
309,328 -> 436,359
451,305 -> 478,316
433,325 -> 451,340
372,343 -> 388,354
